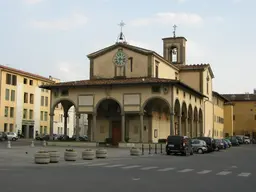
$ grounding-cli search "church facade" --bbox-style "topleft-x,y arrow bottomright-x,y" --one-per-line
41,33 -> 228,145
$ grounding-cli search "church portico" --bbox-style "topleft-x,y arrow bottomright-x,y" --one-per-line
41,23 -> 213,145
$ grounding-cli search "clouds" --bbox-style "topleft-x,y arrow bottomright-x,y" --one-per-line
23,0 -> 43,4
130,12 -> 203,27
30,12 -> 88,31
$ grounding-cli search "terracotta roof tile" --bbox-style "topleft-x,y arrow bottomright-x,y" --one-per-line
222,94 -> 256,101
40,77 -> 206,98
0,64 -> 54,83
176,64 -> 210,69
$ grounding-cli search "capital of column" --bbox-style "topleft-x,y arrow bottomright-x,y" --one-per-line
139,112 -> 144,116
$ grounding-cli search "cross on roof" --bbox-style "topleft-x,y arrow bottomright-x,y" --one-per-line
173,24 -> 177,37
118,20 -> 125,32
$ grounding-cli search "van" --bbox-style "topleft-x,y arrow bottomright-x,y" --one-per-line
166,135 -> 193,156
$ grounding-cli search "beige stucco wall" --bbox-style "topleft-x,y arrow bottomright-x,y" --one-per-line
153,56 -> 178,79
213,95 -> 224,138
92,47 -> 148,78
179,71 -> 200,92
224,104 -> 233,137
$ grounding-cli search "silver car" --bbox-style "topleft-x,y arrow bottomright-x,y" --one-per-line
191,139 -> 207,154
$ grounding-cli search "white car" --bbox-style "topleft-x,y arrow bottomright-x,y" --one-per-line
6,132 -> 18,141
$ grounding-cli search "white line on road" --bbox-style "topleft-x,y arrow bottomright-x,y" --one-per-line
122,165 -> 141,169
237,172 -> 251,177
157,167 -> 175,172
197,170 -> 212,174
87,163 -> 109,167
71,162 -> 91,166
178,169 -> 194,173
104,164 -> 125,168
216,171 -> 232,175
140,166 -> 158,170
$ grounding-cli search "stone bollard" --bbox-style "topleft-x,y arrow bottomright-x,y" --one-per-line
31,141 -> 35,147
7,141 -> 11,149
42,140 -> 46,147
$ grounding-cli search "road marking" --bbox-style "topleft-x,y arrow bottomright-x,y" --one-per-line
104,164 -> 125,168
197,170 -> 212,174
157,167 -> 175,172
87,163 -> 109,167
140,166 -> 158,170
178,169 -> 194,173
122,165 -> 141,169
237,172 -> 251,177
71,162 -> 91,166
216,171 -> 232,175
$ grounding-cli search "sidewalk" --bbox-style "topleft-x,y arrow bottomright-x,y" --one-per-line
0,146 -> 138,167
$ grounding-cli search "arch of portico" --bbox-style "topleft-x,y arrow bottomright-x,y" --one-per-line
141,97 -> 172,143
181,102 -> 188,136
194,107 -> 199,136
174,99 -> 181,135
49,98 -> 78,140
187,104 -> 193,137
199,108 -> 203,136
93,98 -> 123,145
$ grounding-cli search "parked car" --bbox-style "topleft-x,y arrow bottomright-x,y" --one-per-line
194,137 -> 216,152
191,139 -> 207,154
243,136 -> 250,144
228,136 -> 240,146
236,136 -> 243,144
222,139 -> 229,149
0,132 -> 8,141
214,139 -> 224,150
166,135 -> 193,156
224,139 -> 232,147
6,132 -> 18,141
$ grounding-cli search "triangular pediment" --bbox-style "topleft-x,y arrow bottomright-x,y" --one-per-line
87,42 -> 154,59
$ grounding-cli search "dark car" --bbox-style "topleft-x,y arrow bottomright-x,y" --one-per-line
236,136 -> 243,144
228,136 -> 240,146
0,132 -> 8,141
214,139 -> 225,150
166,135 -> 193,156
194,137 -> 216,152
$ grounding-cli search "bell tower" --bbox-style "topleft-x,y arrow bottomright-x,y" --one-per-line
162,25 -> 187,65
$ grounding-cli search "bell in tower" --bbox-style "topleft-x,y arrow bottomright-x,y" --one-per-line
162,25 -> 187,65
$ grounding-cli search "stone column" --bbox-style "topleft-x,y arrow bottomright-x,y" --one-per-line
49,113 -> 54,140
190,119 -> 194,137
197,120 -> 200,136
178,115 -> 182,135
87,115 -> 92,141
92,113 -> 97,142
185,118 -> 188,136
121,114 -> 125,142
170,111 -> 174,135
64,113 -> 68,136
140,113 -> 144,143
75,113 -> 80,141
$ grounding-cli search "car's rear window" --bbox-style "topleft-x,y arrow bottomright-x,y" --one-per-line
167,136 -> 183,143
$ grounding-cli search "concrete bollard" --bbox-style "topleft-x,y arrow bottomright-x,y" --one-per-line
7,141 -> 11,149
42,140 -> 46,147
31,140 -> 35,147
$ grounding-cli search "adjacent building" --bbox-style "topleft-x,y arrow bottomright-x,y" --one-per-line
0,65 -> 79,138
222,91 -> 256,138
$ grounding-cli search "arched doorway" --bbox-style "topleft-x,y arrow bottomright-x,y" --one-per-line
49,99 -> 77,140
187,104 -> 193,137
174,99 -> 181,135
181,102 -> 187,136
194,107 -> 198,137
96,98 -> 122,145
199,108 -> 203,136
143,97 -> 171,142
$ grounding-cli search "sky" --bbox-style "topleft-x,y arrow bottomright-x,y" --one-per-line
0,0 -> 255,94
